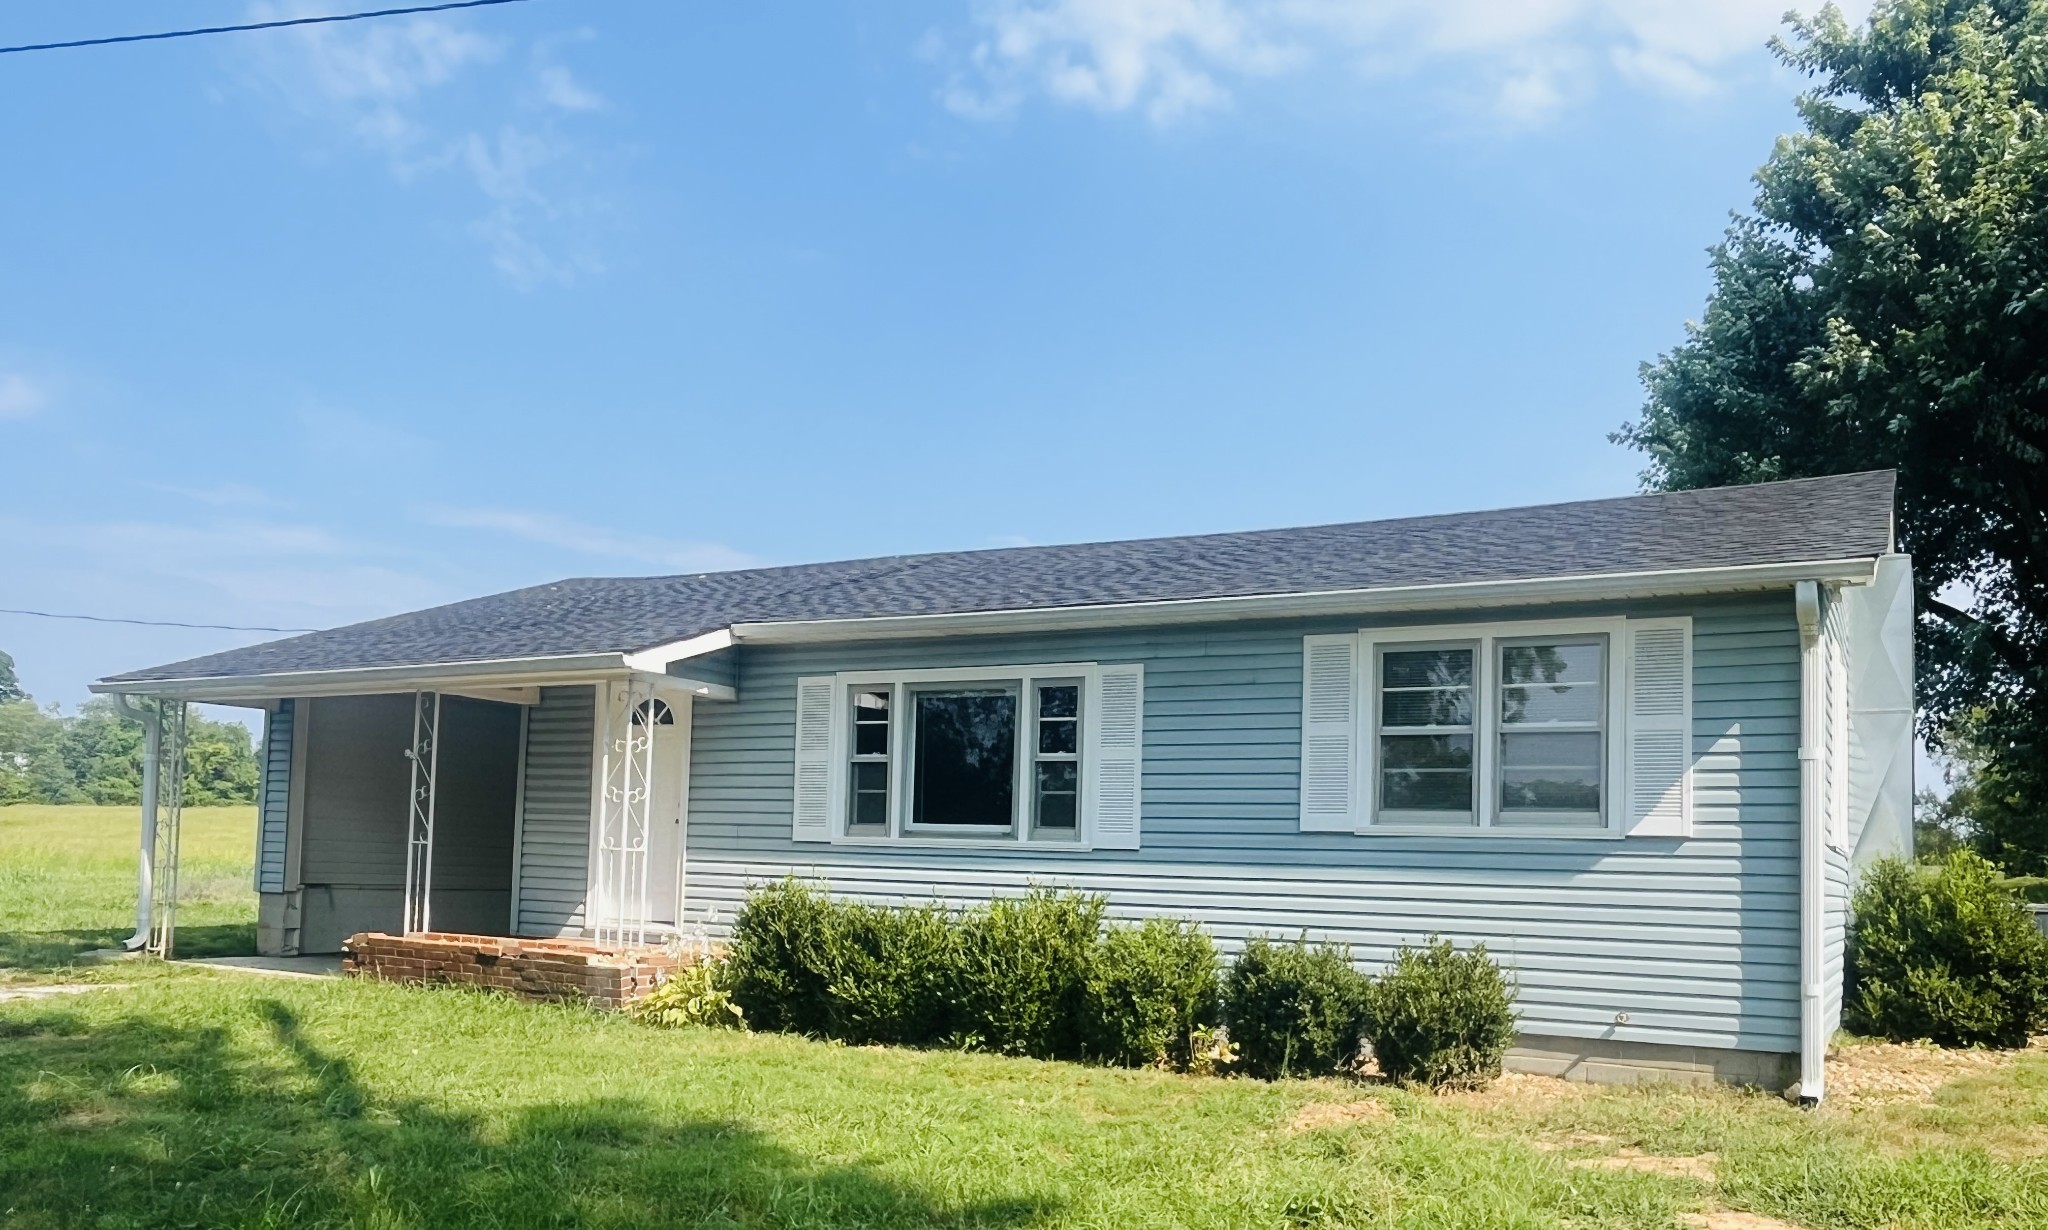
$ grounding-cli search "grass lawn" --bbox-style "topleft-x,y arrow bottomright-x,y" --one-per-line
0,803 -> 258,972
3,807 -> 2047,1228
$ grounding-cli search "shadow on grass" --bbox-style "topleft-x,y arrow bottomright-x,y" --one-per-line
0,996 -> 1055,1229
0,923 -> 256,972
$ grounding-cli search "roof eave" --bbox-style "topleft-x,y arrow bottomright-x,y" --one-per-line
730,556 -> 1888,645
90,651 -> 638,704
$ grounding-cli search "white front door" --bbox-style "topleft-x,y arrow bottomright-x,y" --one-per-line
644,696 -> 689,928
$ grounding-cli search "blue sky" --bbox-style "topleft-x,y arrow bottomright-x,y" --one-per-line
0,0 -> 1872,716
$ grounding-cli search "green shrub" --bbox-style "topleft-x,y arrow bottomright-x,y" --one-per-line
1846,852 -> 2048,1048
1363,937 -> 1515,1090
1084,918 -> 1221,1070
632,955 -> 744,1029
1223,936 -> 1371,1079
953,887 -> 1105,1058
724,879 -> 838,1035
817,899 -> 958,1045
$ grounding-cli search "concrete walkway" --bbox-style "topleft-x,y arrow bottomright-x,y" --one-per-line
181,955 -> 344,979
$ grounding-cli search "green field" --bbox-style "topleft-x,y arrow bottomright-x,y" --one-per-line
0,803 -> 259,971
3,805 -> 2046,1228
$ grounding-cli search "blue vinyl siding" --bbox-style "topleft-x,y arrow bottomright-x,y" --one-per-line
514,685 -> 595,935
256,699 -> 293,893
684,594 -> 1804,1056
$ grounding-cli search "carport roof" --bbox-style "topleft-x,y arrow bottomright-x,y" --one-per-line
98,470 -> 1897,686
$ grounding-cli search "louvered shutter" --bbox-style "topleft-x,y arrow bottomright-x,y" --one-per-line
1300,634 -> 1360,831
1623,618 -> 1693,837
792,676 -> 836,843
1086,664 -> 1144,850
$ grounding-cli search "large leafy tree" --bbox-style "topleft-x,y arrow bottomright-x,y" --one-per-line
1617,1 -> 2048,864
0,649 -> 25,705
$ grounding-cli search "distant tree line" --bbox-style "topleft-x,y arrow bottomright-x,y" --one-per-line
0,649 -> 261,806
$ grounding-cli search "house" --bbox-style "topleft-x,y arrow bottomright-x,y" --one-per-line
94,470 -> 1913,1099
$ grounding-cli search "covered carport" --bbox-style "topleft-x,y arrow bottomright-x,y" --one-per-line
91,646 -> 735,960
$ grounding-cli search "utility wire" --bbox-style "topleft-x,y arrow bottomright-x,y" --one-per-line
0,607 -> 318,634
0,0 -> 544,56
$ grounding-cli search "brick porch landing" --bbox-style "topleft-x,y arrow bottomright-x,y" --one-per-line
343,932 -> 684,1009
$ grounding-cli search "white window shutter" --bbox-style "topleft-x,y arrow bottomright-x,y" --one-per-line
792,676 -> 836,843
1086,664 -> 1144,850
1623,618 -> 1693,837
1300,634 -> 1361,831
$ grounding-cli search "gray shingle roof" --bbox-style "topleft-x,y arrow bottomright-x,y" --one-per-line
101,471 -> 1896,684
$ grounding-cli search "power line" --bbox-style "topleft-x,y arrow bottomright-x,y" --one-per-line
0,0 -> 545,56
0,607 -> 318,634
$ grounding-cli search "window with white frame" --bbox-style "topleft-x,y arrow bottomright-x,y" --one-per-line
1301,617 -> 1691,840
1376,643 -> 1478,824
1495,637 -> 1607,828
1372,631 -> 1612,830
793,664 -> 1141,849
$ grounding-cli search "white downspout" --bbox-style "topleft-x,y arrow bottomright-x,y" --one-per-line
1795,580 -> 1826,1103
111,694 -> 160,951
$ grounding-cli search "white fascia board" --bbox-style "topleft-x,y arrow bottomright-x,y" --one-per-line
90,652 -> 635,704
730,557 -> 1883,645
632,669 -> 737,704
622,628 -> 733,673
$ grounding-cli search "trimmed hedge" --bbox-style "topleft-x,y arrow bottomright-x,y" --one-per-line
821,899 -> 958,1045
1085,918 -> 1221,1069
724,883 -> 1519,1089
1364,937 -> 1515,1089
953,887 -> 1103,1057
1222,936 -> 1371,1079
725,882 -> 1222,1069
724,879 -> 838,1036
1846,852 -> 2048,1048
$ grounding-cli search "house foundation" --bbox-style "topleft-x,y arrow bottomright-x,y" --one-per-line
1507,1033 -> 1797,1090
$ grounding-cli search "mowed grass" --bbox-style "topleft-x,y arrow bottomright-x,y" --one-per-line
0,803 -> 258,972
2,807 -> 2047,1228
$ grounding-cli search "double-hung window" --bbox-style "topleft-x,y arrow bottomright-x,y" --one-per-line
1496,638 -> 1606,828
1347,618 -> 1634,836
1376,643 -> 1478,824
794,663 -> 1142,849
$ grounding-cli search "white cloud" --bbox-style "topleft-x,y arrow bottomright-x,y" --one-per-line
240,2 -> 609,284
418,505 -> 760,573
936,0 -> 1875,125
461,126 -> 606,286
0,373 -> 47,421
536,64 -> 605,112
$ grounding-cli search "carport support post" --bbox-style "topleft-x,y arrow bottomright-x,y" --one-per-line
402,691 -> 442,935
111,694 -> 162,951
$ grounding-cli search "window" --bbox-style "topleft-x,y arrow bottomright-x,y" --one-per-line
909,688 -> 1018,831
820,664 -> 1132,846
1361,623 -> 1619,834
1032,683 -> 1081,840
1496,638 -> 1605,828
848,690 -> 890,832
1376,644 -> 1476,825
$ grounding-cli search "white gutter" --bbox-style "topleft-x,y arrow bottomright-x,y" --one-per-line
1795,579 -> 1827,1104
91,653 -> 738,707
733,557 -> 1882,645
108,694 -> 160,951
